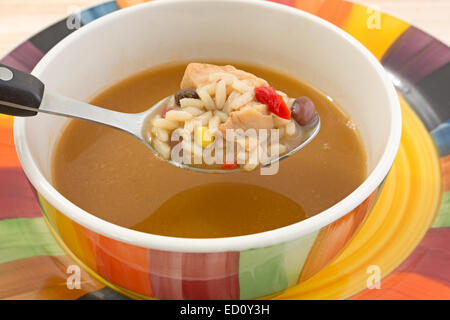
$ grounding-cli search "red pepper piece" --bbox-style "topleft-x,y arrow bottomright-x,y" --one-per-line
254,86 -> 291,120
221,163 -> 239,170
161,105 -> 174,118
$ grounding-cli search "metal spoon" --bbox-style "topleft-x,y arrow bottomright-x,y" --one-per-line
0,64 -> 320,173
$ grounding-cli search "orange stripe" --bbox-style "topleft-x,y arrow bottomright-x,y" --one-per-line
441,154 -> 450,192
353,272 -> 450,300
298,191 -> 376,282
94,234 -> 153,297
0,255 -> 102,300
116,0 -> 151,9
294,0 -> 324,14
0,126 -> 20,168
294,0 -> 353,27
318,0 -> 353,27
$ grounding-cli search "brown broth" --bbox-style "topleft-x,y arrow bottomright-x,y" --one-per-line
52,62 -> 367,238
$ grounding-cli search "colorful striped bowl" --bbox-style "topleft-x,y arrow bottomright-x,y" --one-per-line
13,0 -> 401,299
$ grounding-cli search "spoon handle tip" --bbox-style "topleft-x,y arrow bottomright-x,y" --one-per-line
0,64 -> 44,117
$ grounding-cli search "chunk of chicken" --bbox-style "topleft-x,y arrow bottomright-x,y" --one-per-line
220,106 -> 274,134
181,63 -> 269,90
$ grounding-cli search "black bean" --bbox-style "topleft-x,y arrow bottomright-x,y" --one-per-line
174,89 -> 200,106
291,97 -> 316,126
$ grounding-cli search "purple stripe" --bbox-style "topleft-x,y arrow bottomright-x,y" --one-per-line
382,26 -> 450,83
0,41 -> 44,73
395,228 -> 450,285
0,169 -> 42,220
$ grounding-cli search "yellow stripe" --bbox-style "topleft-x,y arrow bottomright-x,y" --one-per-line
0,114 -> 14,128
343,4 -> 409,60
38,195 -> 97,272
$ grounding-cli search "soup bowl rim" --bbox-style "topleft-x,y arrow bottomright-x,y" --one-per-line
13,0 -> 402,252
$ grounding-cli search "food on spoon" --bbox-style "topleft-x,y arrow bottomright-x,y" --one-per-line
180,63 -> 269,89
291,96 -> 316,126
147,63 -> 317,170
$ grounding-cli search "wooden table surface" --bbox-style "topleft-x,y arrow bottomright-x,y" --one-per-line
0,0 -> 449,56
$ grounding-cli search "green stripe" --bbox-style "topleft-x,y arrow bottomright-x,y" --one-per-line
432,192 -> 450,228
284,230 -> 319,287
239,242 -> 288,299
0,217 -> 64,264
238,230 -> 320,299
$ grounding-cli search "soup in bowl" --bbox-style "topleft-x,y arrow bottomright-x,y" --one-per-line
14,0 -> 401,299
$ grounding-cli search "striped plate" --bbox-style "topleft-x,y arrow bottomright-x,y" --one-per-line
0,0 -> 448,300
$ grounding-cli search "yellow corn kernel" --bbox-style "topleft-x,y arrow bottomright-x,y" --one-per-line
194,126 -> 215,147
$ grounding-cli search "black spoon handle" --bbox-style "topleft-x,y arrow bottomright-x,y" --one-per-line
0,64 -> 45,117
